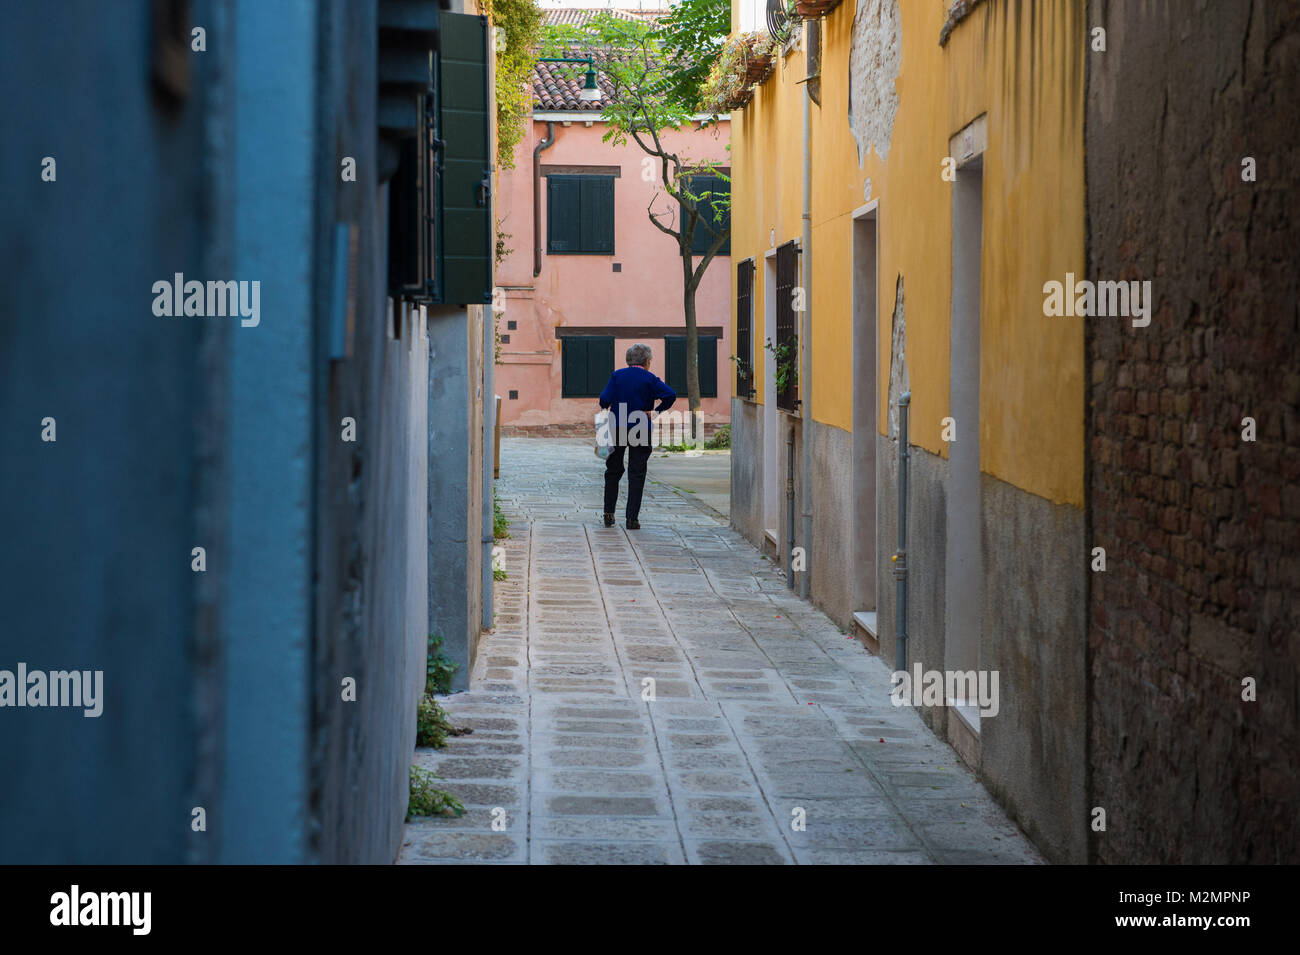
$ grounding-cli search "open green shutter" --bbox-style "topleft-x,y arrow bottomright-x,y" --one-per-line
437,13 -> 492,304
548,177 -> 581,252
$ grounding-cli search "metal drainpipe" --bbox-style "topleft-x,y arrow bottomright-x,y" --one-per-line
799,70 -> 813,601
786,427 -> 796,590
893,392 -> 911,672
533,122 -> 556,277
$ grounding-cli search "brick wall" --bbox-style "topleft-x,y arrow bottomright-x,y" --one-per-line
1085,0 -> 1299,863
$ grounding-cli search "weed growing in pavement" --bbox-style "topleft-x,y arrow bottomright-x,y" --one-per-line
407,766 -> 465,819
493,490 -> 510,539
417,694 -> 472,748
426,634 -> 458,695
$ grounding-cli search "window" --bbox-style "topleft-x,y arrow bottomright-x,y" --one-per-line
681,174 -> 730,256
775,240 -> 799,411
736,260 -> 755,398
561,336 -> 614,397
664,335 -> 718,399
548,175 -> 615,254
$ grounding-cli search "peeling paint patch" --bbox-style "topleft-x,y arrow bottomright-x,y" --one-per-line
848,0 -> 902,165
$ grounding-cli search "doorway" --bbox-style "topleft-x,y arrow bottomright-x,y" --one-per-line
852,206 -> 878,628
945,154 -> 984,729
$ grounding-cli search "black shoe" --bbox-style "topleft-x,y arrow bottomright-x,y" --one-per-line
626,518 -> 640,530
603,513 -> 615,527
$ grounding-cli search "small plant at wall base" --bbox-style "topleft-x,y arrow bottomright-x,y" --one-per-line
493,490 -> 510,539
426,634 -> 458,695
493,567 -> 508,581
704,424 -> 730,449
417,694 -> 472,747
408,766 -> 465,819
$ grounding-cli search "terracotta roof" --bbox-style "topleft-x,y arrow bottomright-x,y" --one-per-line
533,9 -> 668,112
541,8 -> 662,28
533,48 -> 631,112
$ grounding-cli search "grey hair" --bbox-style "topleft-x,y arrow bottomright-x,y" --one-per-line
626,343 -> 653,367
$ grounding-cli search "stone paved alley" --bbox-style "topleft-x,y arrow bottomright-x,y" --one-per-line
399,439 -> 1041,865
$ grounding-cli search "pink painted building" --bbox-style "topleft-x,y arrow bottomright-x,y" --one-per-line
494,12 -> 731,434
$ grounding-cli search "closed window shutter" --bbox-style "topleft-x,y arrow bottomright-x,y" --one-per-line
587,337 -> 614,396
561,337 -> 587,396
548,177 -> 581,252
562,336 -> 612,397
685,175 -> 730,256
664,336 -> 687,394
663,336 -> 716,397
581,177 -> 615,253
699,336 -> 718,398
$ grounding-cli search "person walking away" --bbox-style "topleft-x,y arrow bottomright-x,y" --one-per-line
597,343 -> 675,529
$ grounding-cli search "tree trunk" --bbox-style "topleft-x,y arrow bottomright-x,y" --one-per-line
681,245 -> 701,443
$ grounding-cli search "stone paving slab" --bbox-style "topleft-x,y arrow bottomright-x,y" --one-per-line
398,438 -> 1042,866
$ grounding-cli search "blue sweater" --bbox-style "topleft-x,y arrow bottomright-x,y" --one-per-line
599,366 -> 676,430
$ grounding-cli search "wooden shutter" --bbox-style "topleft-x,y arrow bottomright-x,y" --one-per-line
580,177 -> 615,253
664,336 -> 687,394
736,260 -> 754,398
664,335 -> 717,398
561,337 -> 587,397
775,240 -> 798,410
436,13 -> 492,304
587,337 -> 613,396
685,175 -> 730,256
562,336 -> 612,397
698,336 -> 718,398
548,176 -> 581,252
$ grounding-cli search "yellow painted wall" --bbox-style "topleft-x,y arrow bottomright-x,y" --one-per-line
731,0 -> 1085,507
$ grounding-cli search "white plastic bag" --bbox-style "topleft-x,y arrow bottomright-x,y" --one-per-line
594,409 -> 613,459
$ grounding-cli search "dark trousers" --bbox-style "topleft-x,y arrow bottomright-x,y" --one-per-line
604,443 -> 653,520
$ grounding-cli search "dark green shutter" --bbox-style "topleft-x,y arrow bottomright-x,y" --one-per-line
587,337 -> 613,395
665,337 -> 686,394
698,336 -> 717,397
436,13 -> 492,304
663,336 -> 716,398
684,176 -> 730,256
548,177 -> 581,252
548,175 -> 613,254
580,177 -> 615,253
561,337 -> 587,397
562,336 -> 612,397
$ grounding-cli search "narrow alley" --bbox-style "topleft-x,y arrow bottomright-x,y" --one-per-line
400,439 -> 1040,864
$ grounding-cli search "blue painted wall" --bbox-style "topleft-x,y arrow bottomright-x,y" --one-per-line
0,0 -> 466,864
